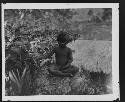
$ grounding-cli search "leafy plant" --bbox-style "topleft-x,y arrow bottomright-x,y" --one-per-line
8,65 -> 28,95
102,8 -> 112,22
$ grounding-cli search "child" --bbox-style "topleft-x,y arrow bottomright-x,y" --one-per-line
41,31 -> 79,77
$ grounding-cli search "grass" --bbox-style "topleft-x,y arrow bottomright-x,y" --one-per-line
33,64 -> 112,95
68,40 -> 112,74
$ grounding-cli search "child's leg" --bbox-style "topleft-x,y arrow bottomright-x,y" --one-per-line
48,64 -> 72,77
61,65 -> 79,75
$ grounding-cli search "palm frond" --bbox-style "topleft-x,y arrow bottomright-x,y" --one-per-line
9,71 -> 17,84
11,70 -> 21,89
17,69 -> 21,82
21,67 -> 27,84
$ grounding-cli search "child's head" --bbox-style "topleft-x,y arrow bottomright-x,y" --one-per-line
57,31 -> 69,48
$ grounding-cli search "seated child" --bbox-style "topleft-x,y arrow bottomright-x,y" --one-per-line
41,31 -> 79,77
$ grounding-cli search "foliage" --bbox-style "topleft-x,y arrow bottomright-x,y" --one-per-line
102,8 -> 112,22
87,8 -> 112,24
87,9 -> 102,23
88,9 -> 94,17
4,9 -> 77,40
8,67 -> 27,95
4,9 -> 78,96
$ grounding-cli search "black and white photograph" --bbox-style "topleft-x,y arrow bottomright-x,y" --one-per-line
2,3 -> 119,101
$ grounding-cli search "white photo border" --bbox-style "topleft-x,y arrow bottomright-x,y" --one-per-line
2,3 -> 119,101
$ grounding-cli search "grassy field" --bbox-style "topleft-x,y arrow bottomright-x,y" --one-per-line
67,40 -> 112,74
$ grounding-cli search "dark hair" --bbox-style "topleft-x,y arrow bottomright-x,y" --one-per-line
57,31 -> 68,43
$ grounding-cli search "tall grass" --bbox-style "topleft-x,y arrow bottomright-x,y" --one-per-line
70,40 -> 112,74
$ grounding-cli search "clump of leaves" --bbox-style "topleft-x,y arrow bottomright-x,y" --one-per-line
8,62 -> 29,95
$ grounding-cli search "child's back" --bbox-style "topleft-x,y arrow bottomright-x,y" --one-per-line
54,46 -> 71,67
46,31 -> 79,77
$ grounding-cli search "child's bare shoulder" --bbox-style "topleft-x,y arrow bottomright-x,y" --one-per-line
67,46 -> 72,50
66,47 -> 72,53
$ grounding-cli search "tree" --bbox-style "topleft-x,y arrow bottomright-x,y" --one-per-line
4,9 -> 78,44
87,9 -> 94,22
53,9 -> 77,30
88,9 -> 93,16
102,8 -> 112,22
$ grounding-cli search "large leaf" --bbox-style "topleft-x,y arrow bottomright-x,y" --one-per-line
21,67 -> 27,84
11,70 -> 21,89
17,69 -> 21,81
9,71 -> 21,95
9,71 -> 17,84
